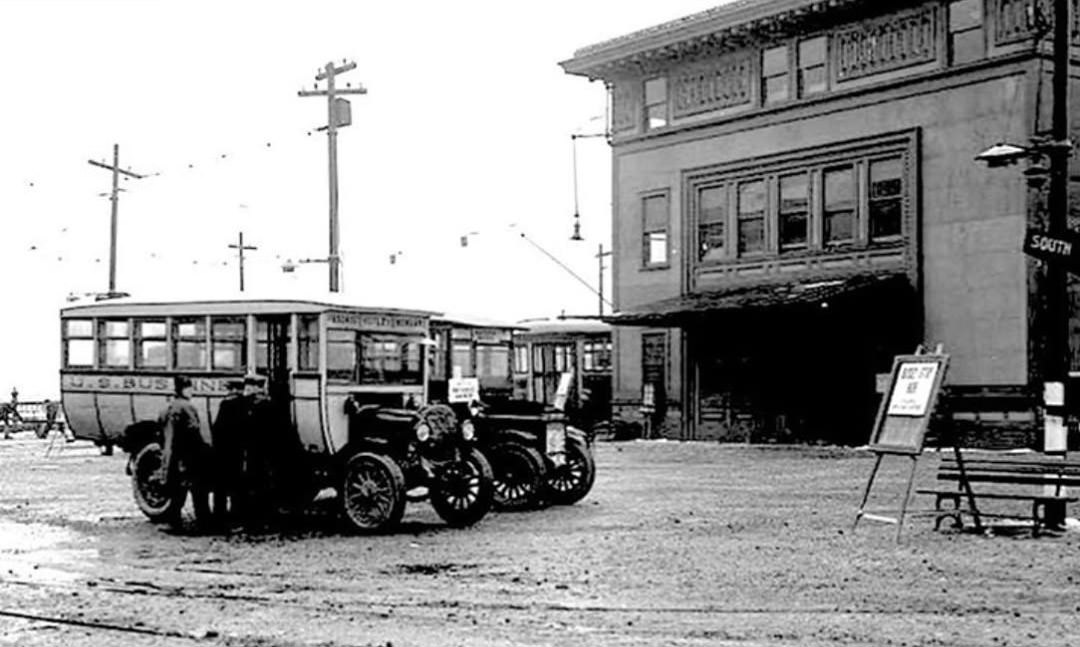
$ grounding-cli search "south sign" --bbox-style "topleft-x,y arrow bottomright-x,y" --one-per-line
1023,228 -> 1080,270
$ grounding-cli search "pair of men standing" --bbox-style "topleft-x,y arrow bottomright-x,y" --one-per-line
158,374 -> 286,530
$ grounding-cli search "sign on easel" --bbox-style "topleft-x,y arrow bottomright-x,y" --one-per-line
855,347 -> 950,540
869,353 -> 949,455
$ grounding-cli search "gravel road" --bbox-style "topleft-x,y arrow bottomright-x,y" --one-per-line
1,435 -> 1078,646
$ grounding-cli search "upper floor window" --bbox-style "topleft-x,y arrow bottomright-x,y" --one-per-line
644,77 -> 668,130
869,157 -> 904,240
762,45 -> 790,105
779,173 -> 809,251
949,0 -> 984,65
64,319 -> 94,368
698,184 -> 727,263
642,193 -> 669,267
98,320 -> 130,368
135,320 -> 167,369
823,166 -> 856,245
737,180 -> 766,255
798,37 -> 827,97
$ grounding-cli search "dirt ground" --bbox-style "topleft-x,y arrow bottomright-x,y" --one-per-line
1,434 -> 1079,647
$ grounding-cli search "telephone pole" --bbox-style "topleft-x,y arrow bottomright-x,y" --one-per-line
88,144 -> 146,296
228,231 -> 258,292
298,60 -> 367,293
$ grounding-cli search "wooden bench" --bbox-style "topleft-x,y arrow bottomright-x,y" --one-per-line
918,453 -> 1080,536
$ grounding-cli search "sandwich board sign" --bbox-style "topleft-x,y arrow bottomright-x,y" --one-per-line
855,347 -> 950,540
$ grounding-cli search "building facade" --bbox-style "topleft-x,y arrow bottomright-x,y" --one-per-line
562,0 -> 1080,444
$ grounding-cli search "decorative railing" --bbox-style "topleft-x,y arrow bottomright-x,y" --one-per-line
994,0 -> 1080,45
671,53 -> 753,119
833,4 -> 938,82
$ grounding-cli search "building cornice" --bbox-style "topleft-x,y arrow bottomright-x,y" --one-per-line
560,0 -> 875,80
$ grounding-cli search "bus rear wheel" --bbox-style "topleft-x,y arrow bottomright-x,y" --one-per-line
131,442 -> 185,523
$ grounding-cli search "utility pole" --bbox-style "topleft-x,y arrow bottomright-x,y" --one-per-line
298,60 -> 367,293
1041,0 -> 1073,526
88,144 -> 145,296
596,243 -> 612,317
228,231 -> 258,292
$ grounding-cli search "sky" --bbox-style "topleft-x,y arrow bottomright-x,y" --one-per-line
0,0 -> 727,399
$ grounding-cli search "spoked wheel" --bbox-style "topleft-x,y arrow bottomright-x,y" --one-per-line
490,443 -> 547,511
430,447 -> 494,527
341,452 -> 406,533
131,442 -> 185,524
544,436 -> 596,505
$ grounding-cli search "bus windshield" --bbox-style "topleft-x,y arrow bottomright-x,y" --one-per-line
327,330 -> 423,385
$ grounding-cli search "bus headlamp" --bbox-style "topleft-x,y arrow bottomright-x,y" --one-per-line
416,423 -> 432,442
460,420 -> 476,441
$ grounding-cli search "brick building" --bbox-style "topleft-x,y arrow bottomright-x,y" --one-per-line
561,0 -> 1080,444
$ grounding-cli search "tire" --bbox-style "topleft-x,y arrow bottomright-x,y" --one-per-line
341,452 -> 406,533
430,447 -> 494,527
489,443 -> 547,511
544,437 -> 596,505
131,442 -> 186,524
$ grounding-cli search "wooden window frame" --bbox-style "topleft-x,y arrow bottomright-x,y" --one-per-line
641,190 -> 671,269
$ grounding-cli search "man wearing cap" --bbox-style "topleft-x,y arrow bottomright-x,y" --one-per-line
210,378 -> 248,527
158,375 -> 211,525
241,375 -> 276,527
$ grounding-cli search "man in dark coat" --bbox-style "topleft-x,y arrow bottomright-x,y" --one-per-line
158,375 -> 211,524
242,375 -> 277,527
210,378 -> 248,526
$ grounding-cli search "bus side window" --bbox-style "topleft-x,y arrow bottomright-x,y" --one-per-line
135,320 -> 168,369
298,315 -> 320,371
211,317 -> 246,371
174,318 -> 208,370
64,319 -> 95,368
98,320 -> 131,368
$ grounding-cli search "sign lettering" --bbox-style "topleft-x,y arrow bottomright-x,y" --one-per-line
327,311 -> 427,334
448,377 -> 480,404
62,373 -> 230,395
1023,228 -> 1080,271
886,362 -> 940,416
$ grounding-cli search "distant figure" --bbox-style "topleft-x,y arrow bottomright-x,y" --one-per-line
37,399 -> 70,441
210,378 -> 248,527
157,376 -> 211,524
1,388 -> 22,440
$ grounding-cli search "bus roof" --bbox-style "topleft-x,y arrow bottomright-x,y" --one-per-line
433,312 -> 527,331
60,292 -> 441,319
516,317 -> 612,336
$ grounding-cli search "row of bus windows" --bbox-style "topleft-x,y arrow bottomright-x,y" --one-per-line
511,341 -> 613,375
63,317 -> 318,372
326,331 -> 423,385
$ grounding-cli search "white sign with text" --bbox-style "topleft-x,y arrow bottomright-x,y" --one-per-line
886,361 -> 940,416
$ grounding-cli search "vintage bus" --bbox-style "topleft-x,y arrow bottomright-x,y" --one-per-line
59,295 -> 435,455
427,314 -> 523,403
512,317 -> 613,432
59,295 -> 497,531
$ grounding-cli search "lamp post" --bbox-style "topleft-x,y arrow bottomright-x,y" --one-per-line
979,0 -> 1073,527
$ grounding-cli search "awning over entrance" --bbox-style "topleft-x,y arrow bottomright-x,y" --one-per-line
606,273 -> 912,326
